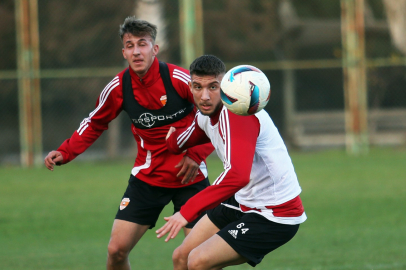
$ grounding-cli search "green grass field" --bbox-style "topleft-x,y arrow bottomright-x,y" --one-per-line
1,147 -> 406,270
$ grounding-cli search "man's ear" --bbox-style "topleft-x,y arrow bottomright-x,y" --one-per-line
153,44 -> 159,56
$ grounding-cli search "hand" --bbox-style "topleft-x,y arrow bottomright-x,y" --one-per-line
156,212 -> 188,242
166,126 -> 176,140
176,156 -> 199,184
44,150 -> 63,171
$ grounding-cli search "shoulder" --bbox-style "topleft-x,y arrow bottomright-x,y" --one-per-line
222,108 -> 261,132
98,68 -> 127,98
166,62 -> 189,75
220,107 -> 258,122
105,74 -> 121,92
108,68 -> 127,88
110,68 -> 132,90
166,63 -> 190,86
254,110 -> 274,127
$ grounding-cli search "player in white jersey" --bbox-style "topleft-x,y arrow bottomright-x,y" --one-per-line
156,55 -> 306,269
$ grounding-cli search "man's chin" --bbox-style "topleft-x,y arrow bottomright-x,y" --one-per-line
199,110 -> 213,116
132,66 -> 147,77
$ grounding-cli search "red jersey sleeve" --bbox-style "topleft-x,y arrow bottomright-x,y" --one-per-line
184,143 -> 215,165
57,75 -> 123,164
166,113 -> 212,155
180,111 -> 260,222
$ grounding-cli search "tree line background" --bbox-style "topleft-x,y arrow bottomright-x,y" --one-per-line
0,0 -> 405,164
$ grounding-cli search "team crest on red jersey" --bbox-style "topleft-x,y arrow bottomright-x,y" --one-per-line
120,198 -> 130,210
160,95 -> 167,106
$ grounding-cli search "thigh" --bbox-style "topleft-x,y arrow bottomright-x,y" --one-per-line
176,214 -> 220,258
172,178 -> 210,228
115,175 -> 174,229
189,234 -> 248,269
217,213 -> 300,267
108,219 -> 150,252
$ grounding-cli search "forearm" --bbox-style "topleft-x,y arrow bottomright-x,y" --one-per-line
57,127 -> 103,164
180,180 -> 245,222
185,142 -> 214,164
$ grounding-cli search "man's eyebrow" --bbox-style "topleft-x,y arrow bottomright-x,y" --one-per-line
125,38 -> 148,44
207,81 -> 220,86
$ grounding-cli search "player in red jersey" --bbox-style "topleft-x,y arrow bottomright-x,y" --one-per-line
44,17 -> 213,270
156,55 -> 306,269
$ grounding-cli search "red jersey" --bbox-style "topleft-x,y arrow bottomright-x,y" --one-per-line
57,57 -> 214,188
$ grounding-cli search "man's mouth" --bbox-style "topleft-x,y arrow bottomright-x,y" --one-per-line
200,104 -> 211,110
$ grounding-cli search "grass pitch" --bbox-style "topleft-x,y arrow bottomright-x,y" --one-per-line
0,147 -> 405,270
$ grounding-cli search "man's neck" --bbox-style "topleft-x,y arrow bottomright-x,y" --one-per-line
208,104 -> 223,125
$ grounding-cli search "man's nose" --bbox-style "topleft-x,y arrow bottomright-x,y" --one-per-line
132,46 -> 140,55
201,88 -> 210,100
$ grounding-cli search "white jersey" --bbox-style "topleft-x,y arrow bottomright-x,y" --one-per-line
168,106 -> 306,225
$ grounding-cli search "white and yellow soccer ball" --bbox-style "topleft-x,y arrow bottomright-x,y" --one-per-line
220,65 -> 271,116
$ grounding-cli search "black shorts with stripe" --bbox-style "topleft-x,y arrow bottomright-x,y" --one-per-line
115,175 -> 209,229
207,196 -> 300,267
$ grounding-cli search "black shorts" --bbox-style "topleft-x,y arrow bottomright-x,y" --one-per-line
207,196 -> 299,267
115,175 -> 209,229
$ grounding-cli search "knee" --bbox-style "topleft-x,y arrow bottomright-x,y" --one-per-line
172,245 -> 189,267
187,249 -> 208,270
107,241 -> 130,264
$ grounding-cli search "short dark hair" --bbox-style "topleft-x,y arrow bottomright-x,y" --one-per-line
119,16 -> 157,42
189,55 -> 226,77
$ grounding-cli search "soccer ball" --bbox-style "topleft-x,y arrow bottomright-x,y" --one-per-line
220,65 -> 271,116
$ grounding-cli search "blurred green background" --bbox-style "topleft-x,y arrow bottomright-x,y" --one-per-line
1,0 -> 406,165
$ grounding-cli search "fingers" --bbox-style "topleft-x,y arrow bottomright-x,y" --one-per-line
44,153 -> 56,171
176,156 -> 199,184
53,155 -> 63,164
155,222 -> 168,237
156,213 -> 187,242
176,165 -> 186,177
156,222 -> 182,242
44,160 -> 55,171
156,221 -> 176,241
180,168 -> 198,184
175,157 -> 200,184
165,224 -> 182,242
175,158 -> 184,169
44,151 -> 62,171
